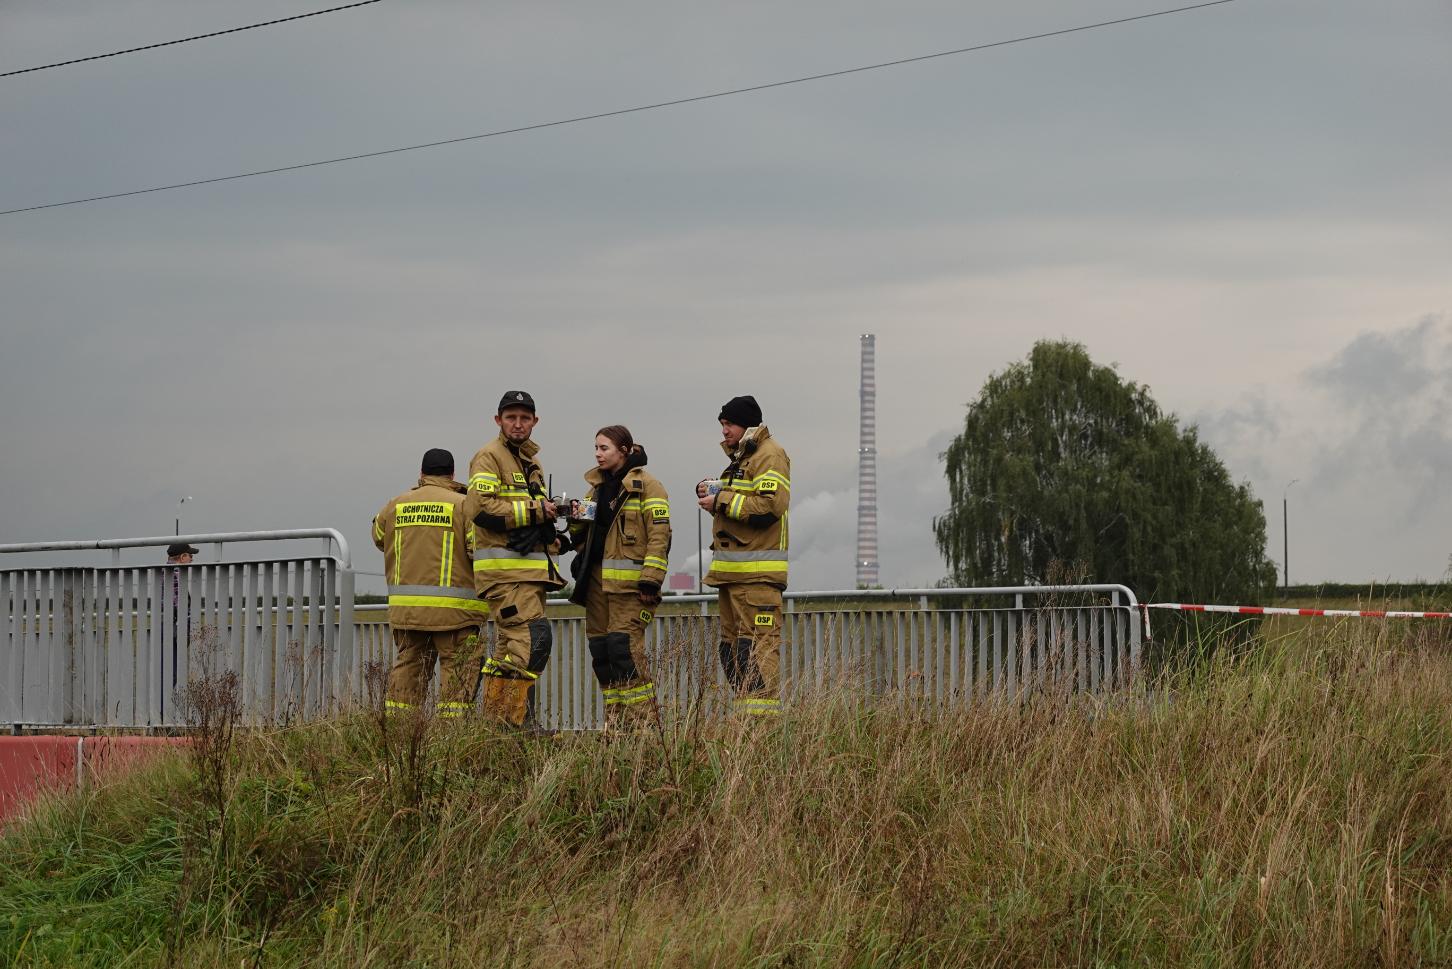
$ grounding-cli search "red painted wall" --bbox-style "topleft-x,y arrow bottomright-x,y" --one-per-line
0,736 -> 184,827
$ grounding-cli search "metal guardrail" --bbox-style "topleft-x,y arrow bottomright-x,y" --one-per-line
359,585 -> 1143,731
3,530 -> 1138,730
2,532 -> 354,728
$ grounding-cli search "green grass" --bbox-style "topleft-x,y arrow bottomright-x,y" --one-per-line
3,620 -> 1452,967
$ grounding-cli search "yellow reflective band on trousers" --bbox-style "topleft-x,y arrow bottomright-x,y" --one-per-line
733,697 -> 781,716
384,699 -> 415,714
437,701 -> 471,719
614,683 -> 655,706
480,656 -> 538,681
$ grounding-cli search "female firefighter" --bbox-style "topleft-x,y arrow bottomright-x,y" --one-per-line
567,425 -> 671,728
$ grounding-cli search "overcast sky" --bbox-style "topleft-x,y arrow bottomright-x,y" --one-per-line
3,0 -> 1449,596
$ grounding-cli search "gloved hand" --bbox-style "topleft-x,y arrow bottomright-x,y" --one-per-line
553,529 -> 574,555
638,580 -> 662,606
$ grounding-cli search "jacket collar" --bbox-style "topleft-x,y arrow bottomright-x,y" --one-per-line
721,423 -> 770,460
497,431 -> 540,460
584,446 -> 648,486
416,474 -> 465,493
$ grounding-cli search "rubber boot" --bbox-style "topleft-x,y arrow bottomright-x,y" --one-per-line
482,676 -> 532,727
717,640 -> 742,690
624,693 -> 661,733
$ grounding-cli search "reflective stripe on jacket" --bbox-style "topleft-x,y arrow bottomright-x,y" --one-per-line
570,463 -> 672,594
372,475 -> 486,630
706,424 -> 790,588
462,433 -> 565,591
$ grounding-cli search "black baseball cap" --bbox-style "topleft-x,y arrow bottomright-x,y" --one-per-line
498,390 -> 536,414
420,448 -> 454,475
167,542 -> 199,557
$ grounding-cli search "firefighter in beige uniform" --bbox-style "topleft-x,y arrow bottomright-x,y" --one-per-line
697,395 -> 790,716
463,391 -> 567,726
371,448 -> 489,717
567,425 -> 671,728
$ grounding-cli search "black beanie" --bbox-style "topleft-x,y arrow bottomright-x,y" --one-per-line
718,395 -> 763,428
420,448 -> 454,476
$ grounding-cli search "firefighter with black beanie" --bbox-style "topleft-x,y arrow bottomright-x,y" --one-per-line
697,395 -> 791,716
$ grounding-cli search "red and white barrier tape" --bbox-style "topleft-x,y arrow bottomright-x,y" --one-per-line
1145,603 -> 1452,619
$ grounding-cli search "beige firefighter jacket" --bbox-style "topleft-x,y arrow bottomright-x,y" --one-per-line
569,461 -> 672,594
705,424 -> 791,588
463,433 -> 565,592
372,475 -> 488,631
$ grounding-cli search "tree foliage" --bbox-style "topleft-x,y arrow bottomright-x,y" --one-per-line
933,340 -> 1278,603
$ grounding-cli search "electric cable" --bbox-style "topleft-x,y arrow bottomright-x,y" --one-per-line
0,0 -> 1235,217
2,0 -> 384,79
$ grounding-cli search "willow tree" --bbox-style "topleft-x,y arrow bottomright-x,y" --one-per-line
933,340 -> 1277,604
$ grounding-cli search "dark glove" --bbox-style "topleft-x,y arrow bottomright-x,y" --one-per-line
569,552 -> 584,580
638,580 -> 662,606
554,529 -> 573,555
505,525 -> 550,557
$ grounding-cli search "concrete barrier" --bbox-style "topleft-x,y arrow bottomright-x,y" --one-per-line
0,735 -> 184,827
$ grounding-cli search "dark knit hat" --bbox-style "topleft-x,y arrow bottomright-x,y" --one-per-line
498,390 -> 536,414
718,395 -> 763,428
420,448 -> 454,475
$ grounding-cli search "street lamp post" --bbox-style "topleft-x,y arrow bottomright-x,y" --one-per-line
1282,479 -> 1298,592
176,496 -> 192,536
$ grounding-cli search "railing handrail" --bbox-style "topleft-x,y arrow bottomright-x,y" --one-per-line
351,583 -> 1139,611
0,529 -> 352,569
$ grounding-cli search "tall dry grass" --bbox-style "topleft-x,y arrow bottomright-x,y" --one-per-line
3,619 -> 1451,967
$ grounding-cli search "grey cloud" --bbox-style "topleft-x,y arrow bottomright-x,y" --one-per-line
3,0 -> 1450,593
1188,392 -> 1280,484
1304,314 -> 1452,511
1308,315 -> 1442,407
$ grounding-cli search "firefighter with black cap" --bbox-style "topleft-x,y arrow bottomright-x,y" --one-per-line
463,391 -> 568,726
697,395 -> 791,716
371,448 -> 489,718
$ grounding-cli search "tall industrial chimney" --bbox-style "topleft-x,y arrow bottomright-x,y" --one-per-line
856,334 -> 879,588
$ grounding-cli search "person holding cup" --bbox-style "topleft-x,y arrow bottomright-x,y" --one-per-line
567,425 -> 672,729
697,395 -> 791,717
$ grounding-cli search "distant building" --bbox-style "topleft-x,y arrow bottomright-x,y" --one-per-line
667,571 -> 697,592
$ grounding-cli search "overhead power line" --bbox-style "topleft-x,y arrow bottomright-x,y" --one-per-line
1,0 -> 384,79
1,0 -> 1235,218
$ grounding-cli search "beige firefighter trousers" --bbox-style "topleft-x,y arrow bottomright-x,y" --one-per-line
385,625 -> 483,718
717,583 -> 783,715
583,571 -> 657,723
